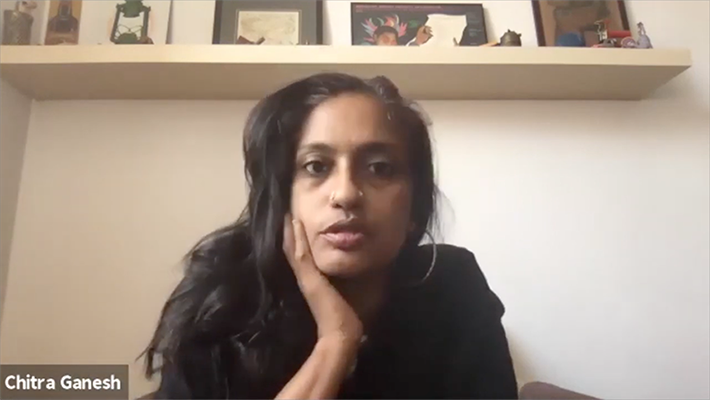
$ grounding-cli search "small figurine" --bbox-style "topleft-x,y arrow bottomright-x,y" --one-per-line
499,30 -> 522,46
620,36 -> 637,48
591,19 -> 612,47
617,21 -> 653,49
476,30 -> 522,47
2,0 -> 38,45
635,22 -> 653,49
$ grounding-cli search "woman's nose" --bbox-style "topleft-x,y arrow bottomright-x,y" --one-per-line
328,170 -> 363,210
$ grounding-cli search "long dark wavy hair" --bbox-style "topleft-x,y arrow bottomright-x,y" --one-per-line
142,73 -> 438,399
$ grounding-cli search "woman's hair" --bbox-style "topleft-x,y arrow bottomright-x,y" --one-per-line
142,73 -> 438,399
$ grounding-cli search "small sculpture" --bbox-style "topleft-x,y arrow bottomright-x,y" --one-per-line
477,30 -> 523,47
2,1 -> 38,45
15,1 -> 36,16
499,30 -> 522,46
635,22 -> 653,49
617,21 -> 653,49
620,36 -> 637,48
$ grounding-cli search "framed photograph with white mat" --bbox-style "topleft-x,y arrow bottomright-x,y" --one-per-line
213,0 -> 322,45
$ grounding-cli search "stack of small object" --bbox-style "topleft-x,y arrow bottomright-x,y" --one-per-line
592,20 -> 653,49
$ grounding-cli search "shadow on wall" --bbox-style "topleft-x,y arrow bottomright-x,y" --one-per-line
506,329 -> 536,389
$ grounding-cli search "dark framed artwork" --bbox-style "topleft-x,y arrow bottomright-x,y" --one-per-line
532,0 -> 630,47
351,3 -> 488,47
213,0 -> 323,45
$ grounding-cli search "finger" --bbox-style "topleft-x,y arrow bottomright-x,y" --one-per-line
290,219 -> 326,297
283,216 -> 314,277
283,213 -> 295,257
291,219 -> 313,267
283,215 -> 312,276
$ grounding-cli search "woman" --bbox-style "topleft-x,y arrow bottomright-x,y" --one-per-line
142,73 -> 518,399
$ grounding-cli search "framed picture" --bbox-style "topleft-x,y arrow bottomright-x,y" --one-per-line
351,3 -> 488,47
213,0 -> 323,45
532,0 -> 630,47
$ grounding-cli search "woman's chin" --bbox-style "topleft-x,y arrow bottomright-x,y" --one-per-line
312,250 -> 371,278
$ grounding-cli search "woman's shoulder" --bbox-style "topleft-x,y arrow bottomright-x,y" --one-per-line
423,243 -> 481,271
414,243 -> 489,286
414,243 -> 506,321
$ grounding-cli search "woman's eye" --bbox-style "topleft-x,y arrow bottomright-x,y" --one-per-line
368,161 -> 394,177
304,160 -> 329,176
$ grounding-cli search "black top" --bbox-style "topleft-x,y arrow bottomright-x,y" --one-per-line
337,244 -> 518,399
152,244 -> 518,399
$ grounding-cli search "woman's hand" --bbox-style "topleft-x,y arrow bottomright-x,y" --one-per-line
283,216 -> 364,345
275,216 -> 363,399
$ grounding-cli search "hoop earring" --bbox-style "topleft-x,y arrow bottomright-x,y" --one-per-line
407,231 -> 437,287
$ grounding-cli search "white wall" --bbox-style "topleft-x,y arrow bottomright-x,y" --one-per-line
1,1 -> 708,399
0,80 -> 32,325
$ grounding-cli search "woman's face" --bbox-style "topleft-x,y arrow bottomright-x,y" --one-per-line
290,93 -> 413,278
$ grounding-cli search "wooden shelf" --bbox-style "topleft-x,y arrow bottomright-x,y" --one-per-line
0,45 -> 692,101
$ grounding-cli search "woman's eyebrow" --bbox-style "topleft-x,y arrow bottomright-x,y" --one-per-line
297,141 -> 401,157
297,143 -> 335,155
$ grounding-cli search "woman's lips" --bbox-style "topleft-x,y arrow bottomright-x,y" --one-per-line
322,231 -> 366,250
